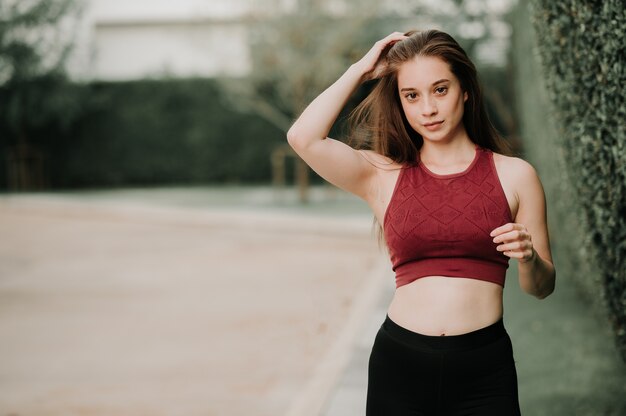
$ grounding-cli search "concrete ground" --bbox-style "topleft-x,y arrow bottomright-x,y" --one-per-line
1,185 -> 625,416
0,186 -> 387,416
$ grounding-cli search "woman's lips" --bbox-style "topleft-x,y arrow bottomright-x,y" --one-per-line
423,120 -> 444,131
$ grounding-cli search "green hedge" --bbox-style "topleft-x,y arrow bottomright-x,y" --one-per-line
0,70 -> 515,191
0,78 -> 298,189
511,1 -> 625,361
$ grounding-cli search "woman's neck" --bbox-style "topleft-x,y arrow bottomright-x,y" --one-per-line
419,136 -> 476,167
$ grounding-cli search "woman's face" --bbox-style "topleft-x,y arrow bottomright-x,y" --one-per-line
396,55 -> 468,143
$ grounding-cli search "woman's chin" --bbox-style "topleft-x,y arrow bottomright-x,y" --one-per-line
419,131 -> 446,142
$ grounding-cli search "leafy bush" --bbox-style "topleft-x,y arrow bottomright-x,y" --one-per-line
511,0 -> 625,361
0,78 -> 295,188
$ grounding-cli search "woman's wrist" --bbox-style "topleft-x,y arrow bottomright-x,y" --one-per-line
348,62 -> 369,83
518,248 -> 538,265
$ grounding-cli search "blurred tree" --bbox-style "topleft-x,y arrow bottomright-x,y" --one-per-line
216,0 -> 518,199
216,0 -> 386,201
0,0 -> 82,190
217,0 -> 384,132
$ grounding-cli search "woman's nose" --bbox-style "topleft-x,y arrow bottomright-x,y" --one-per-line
420,97 -> 438,117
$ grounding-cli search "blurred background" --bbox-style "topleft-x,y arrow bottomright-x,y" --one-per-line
0,0 -> 624,415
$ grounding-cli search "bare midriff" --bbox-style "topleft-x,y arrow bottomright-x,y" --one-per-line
386,275 -> 504,336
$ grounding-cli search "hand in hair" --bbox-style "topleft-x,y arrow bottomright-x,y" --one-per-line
355,32 -> 408,82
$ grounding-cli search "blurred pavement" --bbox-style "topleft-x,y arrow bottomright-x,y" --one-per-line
0,185 -> 624,416
0,185 -> 388,415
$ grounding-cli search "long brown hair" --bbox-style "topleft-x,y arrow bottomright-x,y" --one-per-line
348,30 -> 513,164
347,29 -> 513,247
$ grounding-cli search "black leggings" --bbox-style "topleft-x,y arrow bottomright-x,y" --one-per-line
366,315 -> 521,416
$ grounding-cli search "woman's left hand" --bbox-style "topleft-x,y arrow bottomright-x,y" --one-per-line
490,223 -> 537,263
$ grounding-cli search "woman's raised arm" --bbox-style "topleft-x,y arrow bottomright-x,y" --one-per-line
286,32 -> 407,200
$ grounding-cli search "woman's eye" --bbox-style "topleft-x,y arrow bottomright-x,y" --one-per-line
435,86 -> 448,94
405,93 -> 417,100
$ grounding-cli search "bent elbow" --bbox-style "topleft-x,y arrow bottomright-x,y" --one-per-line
534,289 -> 552,300
286,127 -> 304,150
287,127 -> 318,153
286,127 -> 297,144
521,279 -> 555,300
534,277 -> 556,300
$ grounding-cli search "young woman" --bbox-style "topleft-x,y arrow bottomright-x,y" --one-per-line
287,29 -> 556,415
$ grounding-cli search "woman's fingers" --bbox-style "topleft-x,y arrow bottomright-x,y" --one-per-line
500,247 -> 536,263
496,240 -> 531,252
379,32 -> 408,49
491,223 -> 536,262
493,229 -> 529,244
356,32 -> 408,80
383,31 -> 408,41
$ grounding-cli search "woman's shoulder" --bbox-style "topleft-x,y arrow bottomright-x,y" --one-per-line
491,151 -> 538,180
491,150 -> 544,206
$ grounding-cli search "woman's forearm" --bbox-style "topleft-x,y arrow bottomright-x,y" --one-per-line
518,250 -> 556,299
287,63 -> 365,147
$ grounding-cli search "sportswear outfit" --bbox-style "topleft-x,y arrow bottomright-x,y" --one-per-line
366,145 -> 522,415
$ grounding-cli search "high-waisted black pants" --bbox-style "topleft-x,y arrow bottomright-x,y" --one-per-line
366,315 -> 521,416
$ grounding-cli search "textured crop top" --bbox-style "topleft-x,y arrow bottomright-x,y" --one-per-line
383,145 -> 513,288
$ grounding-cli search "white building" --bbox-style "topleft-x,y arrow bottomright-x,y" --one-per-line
68,0 -> 516,82
70,0 -> 270,81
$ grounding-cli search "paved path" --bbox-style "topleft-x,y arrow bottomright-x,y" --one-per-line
0,187 -> 384,415
1,186 -> 624,415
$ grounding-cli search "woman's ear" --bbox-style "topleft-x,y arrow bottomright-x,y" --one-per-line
463,91 -> 468,102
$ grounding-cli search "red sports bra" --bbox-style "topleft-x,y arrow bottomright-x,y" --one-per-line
383,145 -> 513,288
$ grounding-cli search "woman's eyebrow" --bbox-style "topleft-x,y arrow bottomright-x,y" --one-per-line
432,78 -> 450,86
399,79 -> 450,92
